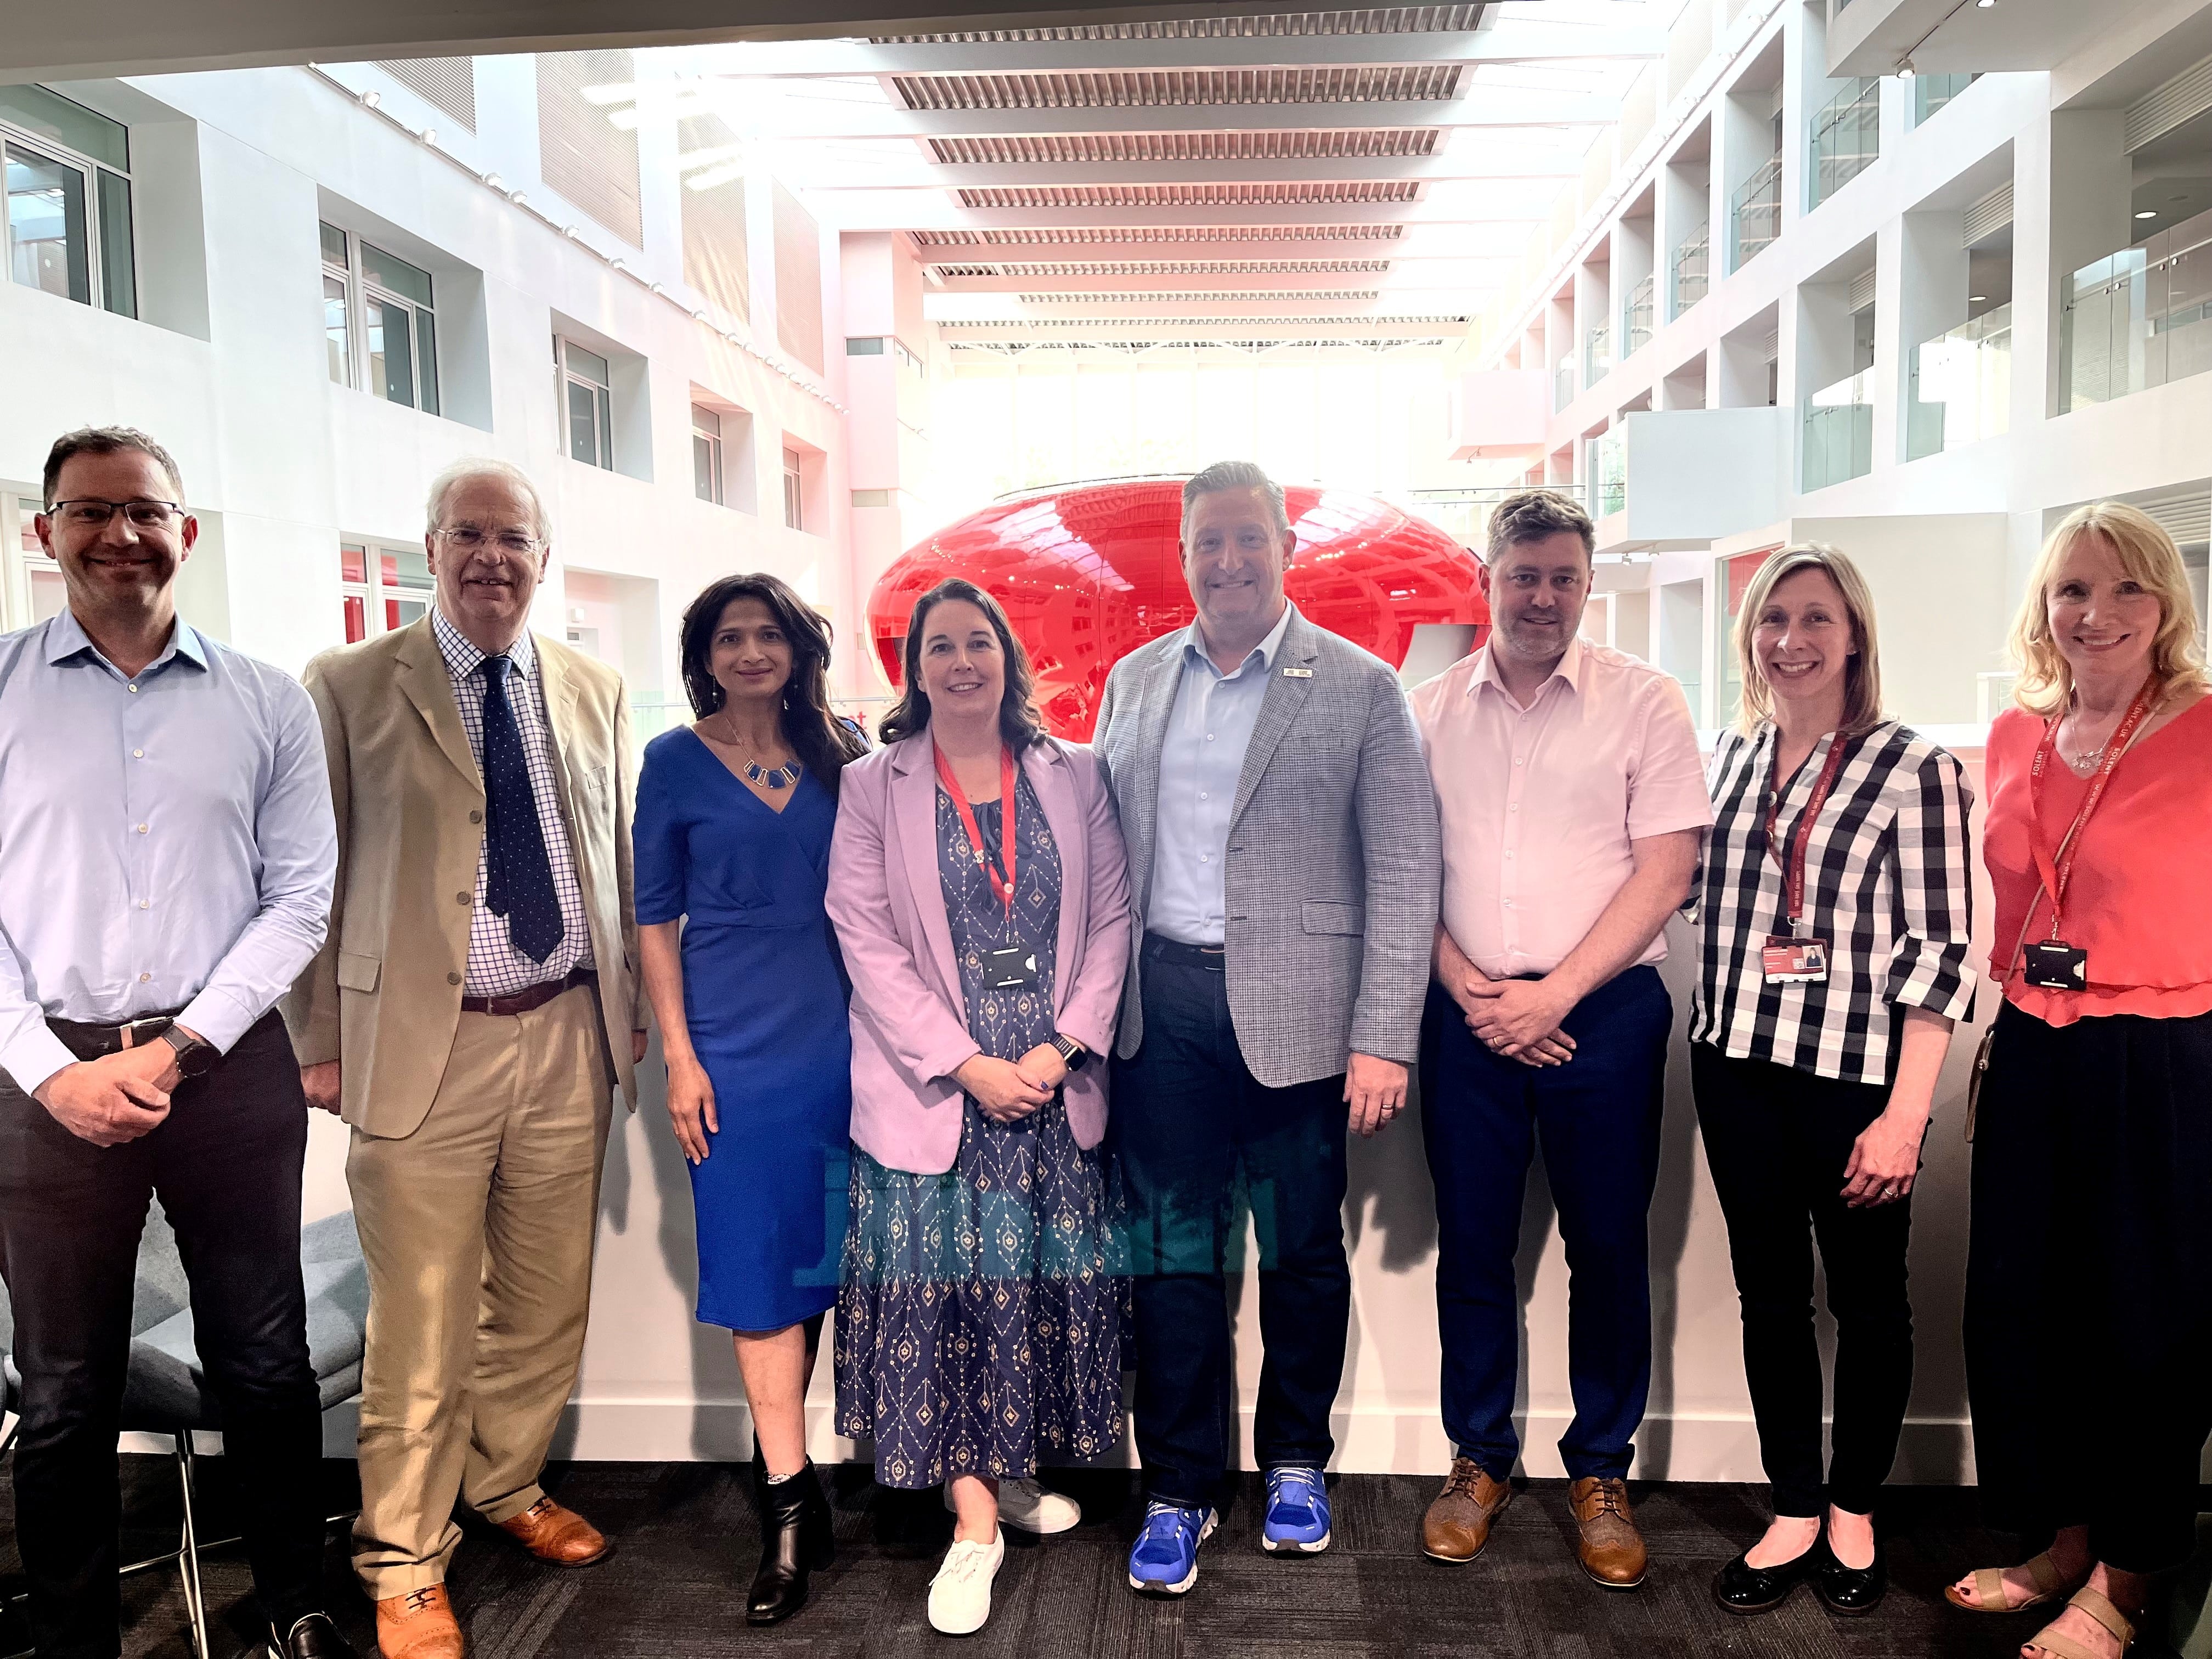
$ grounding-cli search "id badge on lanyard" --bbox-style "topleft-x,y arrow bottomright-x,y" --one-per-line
1761,736 -> 1850,985
2018,681 -> 2156,990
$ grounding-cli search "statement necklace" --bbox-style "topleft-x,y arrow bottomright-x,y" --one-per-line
710,715 -> 803,789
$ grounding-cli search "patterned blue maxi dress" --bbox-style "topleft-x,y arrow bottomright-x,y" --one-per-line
835,769 -> 1129,1489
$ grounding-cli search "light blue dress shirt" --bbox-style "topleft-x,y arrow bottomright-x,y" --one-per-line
1146,601 -> 1297,946
0,610 -> 336,1094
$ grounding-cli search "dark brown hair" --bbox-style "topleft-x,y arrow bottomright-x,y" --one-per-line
877,578 -> 1046,751
43,426 -> 185,509
678,573 -> 867,793
1486,487 -> 1594,566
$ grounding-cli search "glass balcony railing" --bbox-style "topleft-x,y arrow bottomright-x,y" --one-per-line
1809,77 -> 1880,210
1912,72 -> 1976,126
1592,428 -> 1626,517
1802,368 -> 1874,490
1584,324 -> 1613,385
1730,158 -> 1781,272
1555,358 -> 1575,411
1626,274 -> 1655,355
1671,223 -> 1710,318
1907,303 -> 2011,460
2061,219 -> 2212,412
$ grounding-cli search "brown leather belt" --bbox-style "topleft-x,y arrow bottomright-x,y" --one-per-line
460,968 -> 595,1018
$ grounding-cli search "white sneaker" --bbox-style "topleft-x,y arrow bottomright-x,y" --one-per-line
943,1476 -> 1083,1535
927,1530 -> 1005,1636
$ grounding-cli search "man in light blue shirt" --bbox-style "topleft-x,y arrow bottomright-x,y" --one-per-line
1093,461 -> 1441,1598
1144,599 -> 1296,945
0,428 -> 351,1659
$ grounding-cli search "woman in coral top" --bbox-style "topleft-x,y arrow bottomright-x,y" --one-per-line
1946,501 -> 2212,1659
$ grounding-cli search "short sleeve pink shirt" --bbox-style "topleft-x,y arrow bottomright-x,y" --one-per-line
1409,638 -> 1712,979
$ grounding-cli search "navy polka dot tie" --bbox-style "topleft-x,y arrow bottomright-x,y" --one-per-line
479,655 -> 565,964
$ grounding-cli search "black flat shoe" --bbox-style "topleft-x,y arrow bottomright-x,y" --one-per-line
1812,1534 -> 1887,1616
747,1448 -> 836,1626
1712,1541 -> 1821,1615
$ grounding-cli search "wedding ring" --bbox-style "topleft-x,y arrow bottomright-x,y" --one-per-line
1881,1186 -> 1898,1199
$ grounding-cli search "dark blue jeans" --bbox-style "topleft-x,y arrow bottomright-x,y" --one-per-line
1109,936 -> 1351,1508
1419,966 -> 1669,1483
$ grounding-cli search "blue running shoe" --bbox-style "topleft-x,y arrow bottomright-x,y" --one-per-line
1128,1500 -> 1217,1595
1261,1466 -> 1332,1554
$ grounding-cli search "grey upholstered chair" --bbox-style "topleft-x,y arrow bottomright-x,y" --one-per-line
0,1207 -> 368,1659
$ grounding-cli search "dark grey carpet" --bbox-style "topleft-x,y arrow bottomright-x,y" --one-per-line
4,1458 -> 2191,1657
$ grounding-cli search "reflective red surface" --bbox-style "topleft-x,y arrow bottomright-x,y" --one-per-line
867,479 -> 1489,740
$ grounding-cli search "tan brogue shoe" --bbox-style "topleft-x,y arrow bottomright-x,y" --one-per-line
1420,1458 -> 1514,1562
495,1496 -> 612,1567
374,1585 -> 464,1659
1567,1477 -> 1647,1589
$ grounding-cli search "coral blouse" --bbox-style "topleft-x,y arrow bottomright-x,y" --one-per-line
1983,696 -> 2212,1025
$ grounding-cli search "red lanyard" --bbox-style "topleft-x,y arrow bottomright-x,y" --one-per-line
1764,732 -> 1852,932
2024,679 -> 2156,941
934,740 -> 1018,914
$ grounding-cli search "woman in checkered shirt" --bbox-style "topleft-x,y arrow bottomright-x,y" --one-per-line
1688,545 -> 1977,1621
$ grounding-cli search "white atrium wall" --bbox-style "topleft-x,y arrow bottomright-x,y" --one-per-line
0,55 -> 858,713
1465,0 -> 2212,730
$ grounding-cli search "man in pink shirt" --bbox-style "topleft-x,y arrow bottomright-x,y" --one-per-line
1408,488 -> 1710,1589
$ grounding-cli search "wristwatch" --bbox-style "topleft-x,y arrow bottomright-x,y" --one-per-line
158,1025 -> 219,1080
1049,1034 -> 1089,1072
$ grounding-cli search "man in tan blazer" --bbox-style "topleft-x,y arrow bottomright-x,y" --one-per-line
283,459 -> 644,1659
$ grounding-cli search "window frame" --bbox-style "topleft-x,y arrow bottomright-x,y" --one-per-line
321,222 -> 442,415
1,100 -> 136,319
338,539 -> 437,644
781,446 -> 804,531
692,403 -> 724,505
556,335 -> 616,471
3,493 -> 69,633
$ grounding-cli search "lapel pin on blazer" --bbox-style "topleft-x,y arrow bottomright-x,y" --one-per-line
1282,667 -> 1314,679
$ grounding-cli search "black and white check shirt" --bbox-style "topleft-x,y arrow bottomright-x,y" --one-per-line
431,609 -> 594,996
1689,719 -> 1977,1085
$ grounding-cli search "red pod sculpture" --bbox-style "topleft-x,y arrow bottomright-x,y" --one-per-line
867,478 -> 1490,740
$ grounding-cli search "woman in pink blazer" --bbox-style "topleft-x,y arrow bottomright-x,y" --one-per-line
827,579 -> 1132,1636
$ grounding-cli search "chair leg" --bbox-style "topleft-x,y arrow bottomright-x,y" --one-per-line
173,1434 -> 213,1659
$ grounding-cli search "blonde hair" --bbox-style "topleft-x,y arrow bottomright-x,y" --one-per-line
2008,501 -> 2209,716
1733,543 -> 1886,737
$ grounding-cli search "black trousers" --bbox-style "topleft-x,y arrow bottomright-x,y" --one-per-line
1966,1001 -> 2212,1575
1108,936 -> 1352,1508
0,1012 -> 325,1658
1690,1043 -> 1914,1519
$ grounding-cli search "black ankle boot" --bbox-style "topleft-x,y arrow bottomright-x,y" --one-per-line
747,1451 -> 834,1625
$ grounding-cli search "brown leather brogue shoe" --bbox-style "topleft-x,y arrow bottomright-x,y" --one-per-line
1567,1477 -> 1647,1590
1420,1458 -> 1514,1562
374,1585 -> 464,1659
495,1496 -> 612,1567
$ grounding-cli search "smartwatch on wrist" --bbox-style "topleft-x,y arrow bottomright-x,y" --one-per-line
158,1025 -> 218,1080
1049,1034 -> 1088,1073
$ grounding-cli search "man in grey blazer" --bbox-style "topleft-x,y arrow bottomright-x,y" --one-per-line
1094,460 -> 1441,1597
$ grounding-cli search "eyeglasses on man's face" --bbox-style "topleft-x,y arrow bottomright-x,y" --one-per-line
45,499 -> 185,530
436,525 -> 543,555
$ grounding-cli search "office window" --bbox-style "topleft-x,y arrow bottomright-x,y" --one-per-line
0,84 -> 134,318
8,495 -> 67,631
692,404 -> 724,504
557,337 -> 614,470
321,222 -> 440,414
339,540 -> 435,643
782,447 -> 803,531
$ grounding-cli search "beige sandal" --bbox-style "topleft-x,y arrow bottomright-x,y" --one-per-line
2023,1585 -> 2135,1659
1946,1549 -> 2071,1613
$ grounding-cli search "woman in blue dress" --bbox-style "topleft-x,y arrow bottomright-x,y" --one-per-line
633,572 -> 866,1627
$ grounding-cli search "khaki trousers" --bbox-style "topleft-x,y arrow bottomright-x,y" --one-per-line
346,985 -> 613,1598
